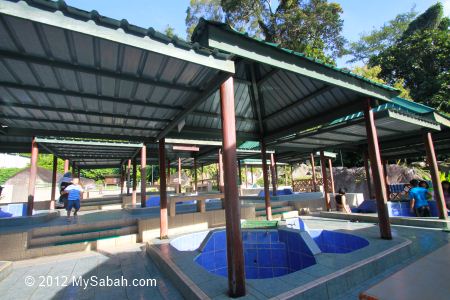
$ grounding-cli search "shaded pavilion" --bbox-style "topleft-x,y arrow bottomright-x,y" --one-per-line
272,97 -> 449,221
0,1 -> 419,296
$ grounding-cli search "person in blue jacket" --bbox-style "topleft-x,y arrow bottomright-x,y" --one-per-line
409,179 -> 432,217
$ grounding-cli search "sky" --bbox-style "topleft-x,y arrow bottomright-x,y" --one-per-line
65,0 -> 450,67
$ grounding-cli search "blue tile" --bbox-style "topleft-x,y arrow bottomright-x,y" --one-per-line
273,267 -> 288,277
257,232 -> 271,243
214,232 -> 226,251
257,243 -> 271,249
202,239 -> 214,252
245,267 -> 258,279
214,250 -> 227,269
271,249 -> 287,267
258,267 -> 273,278
245,249 -> 258,266
272,242 -> 286,249
257,249 -> 272,267
270,231 -> 279,243
201,253 -> 215,270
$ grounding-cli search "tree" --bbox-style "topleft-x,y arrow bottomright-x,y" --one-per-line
164,25 -> 176,38
369,3 -> 450,113
352,65 -> 411,99
347,9 -> 417,64
186,0 -> 346,64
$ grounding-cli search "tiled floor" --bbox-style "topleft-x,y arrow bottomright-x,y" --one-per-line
151,216 -> 450,299
0,244 -> 183,300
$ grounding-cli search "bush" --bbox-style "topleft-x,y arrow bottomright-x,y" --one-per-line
0,168 -> 23,185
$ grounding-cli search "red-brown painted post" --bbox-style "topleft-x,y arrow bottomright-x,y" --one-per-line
363,150 -> 374,199
159,139 -> 168,238
141,145 -> 147,208
77,168 -> 81,180
310,153 -> 317,192
219,149 -> 224,192
193,158 -> 198,192
64,159 -> 69,173
178,157 -> 182,193
328,158 -> 335,195
219,77 -> 246,297
270,153 -> 277,196
127,159 -> 131,195
363,99 -> 392,240
132,158 -> 137,207
320,151 -> 331,210
27,137 -> 38,216
424,132 -> 448,219
261,141 -> 272,220
50,155 -> 57,210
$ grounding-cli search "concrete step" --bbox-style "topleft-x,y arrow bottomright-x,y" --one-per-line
24,234 -> 138,259
31,218 -> 136,237
29,225 -> 138,247
255,206 -> 294,216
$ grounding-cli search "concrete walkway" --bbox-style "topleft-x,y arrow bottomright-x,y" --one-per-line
0,244 -> 183,300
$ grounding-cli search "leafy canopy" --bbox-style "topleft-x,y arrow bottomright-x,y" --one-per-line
369,3 -> 450,113
186,0 -> 346,64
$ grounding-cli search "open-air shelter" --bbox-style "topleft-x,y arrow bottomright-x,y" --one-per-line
1,1 -> 445,296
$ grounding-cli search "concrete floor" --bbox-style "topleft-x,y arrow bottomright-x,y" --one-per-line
0,244 -> 183,300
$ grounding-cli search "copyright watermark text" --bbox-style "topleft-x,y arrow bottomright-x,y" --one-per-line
24,275 -> 157,289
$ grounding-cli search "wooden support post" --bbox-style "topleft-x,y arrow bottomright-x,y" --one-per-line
363,99 -> 392,240
328,159 -> 335,195
27,137 -> 38,216
270,153 -> 277,196
77,168 -> 80,180
141,145 -> 147,208
178,157 -> 182,193
126,159 -> 131,195
219,77 -> 246,297
363,150 -> 374,199
424,132 -> 448,219
320,151 -> 331,211
71,162 -> 76,178
194,158 -> 198,192
64,159 -> 69,173
132,158 -> 137,207
219,149 -> 224,192
311,153 -> 317,192
237,159 -> 242,186
50,155 -> 57,210
159,139 -> 168,238
250,165 -> 254,185
261,141 -> 272,220
151,165 -> 154,185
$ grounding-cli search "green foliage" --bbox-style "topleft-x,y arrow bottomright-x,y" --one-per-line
0,168 -> 23,185
164,25 -> 177,38
36,154 -> 66,174
347,9 -> 417,63
352,65 -> 411,99
439,171 -> 450,182
369,3 -> 450,113
186,0 -> 346,64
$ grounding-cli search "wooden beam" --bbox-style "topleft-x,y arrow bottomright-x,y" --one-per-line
261,141 -> 272,220
140,145 -> 147,208
264,86 -> 334,122
156,72 -> 230,140
50,155 -> 57,210
320,151 -> 331,211
159,139 -> 168,238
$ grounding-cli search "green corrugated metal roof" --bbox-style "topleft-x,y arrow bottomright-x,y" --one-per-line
9,0 -> 229,60
330,97 -> 436,126
238,141 -> 260,150
193,18 -> 398,93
